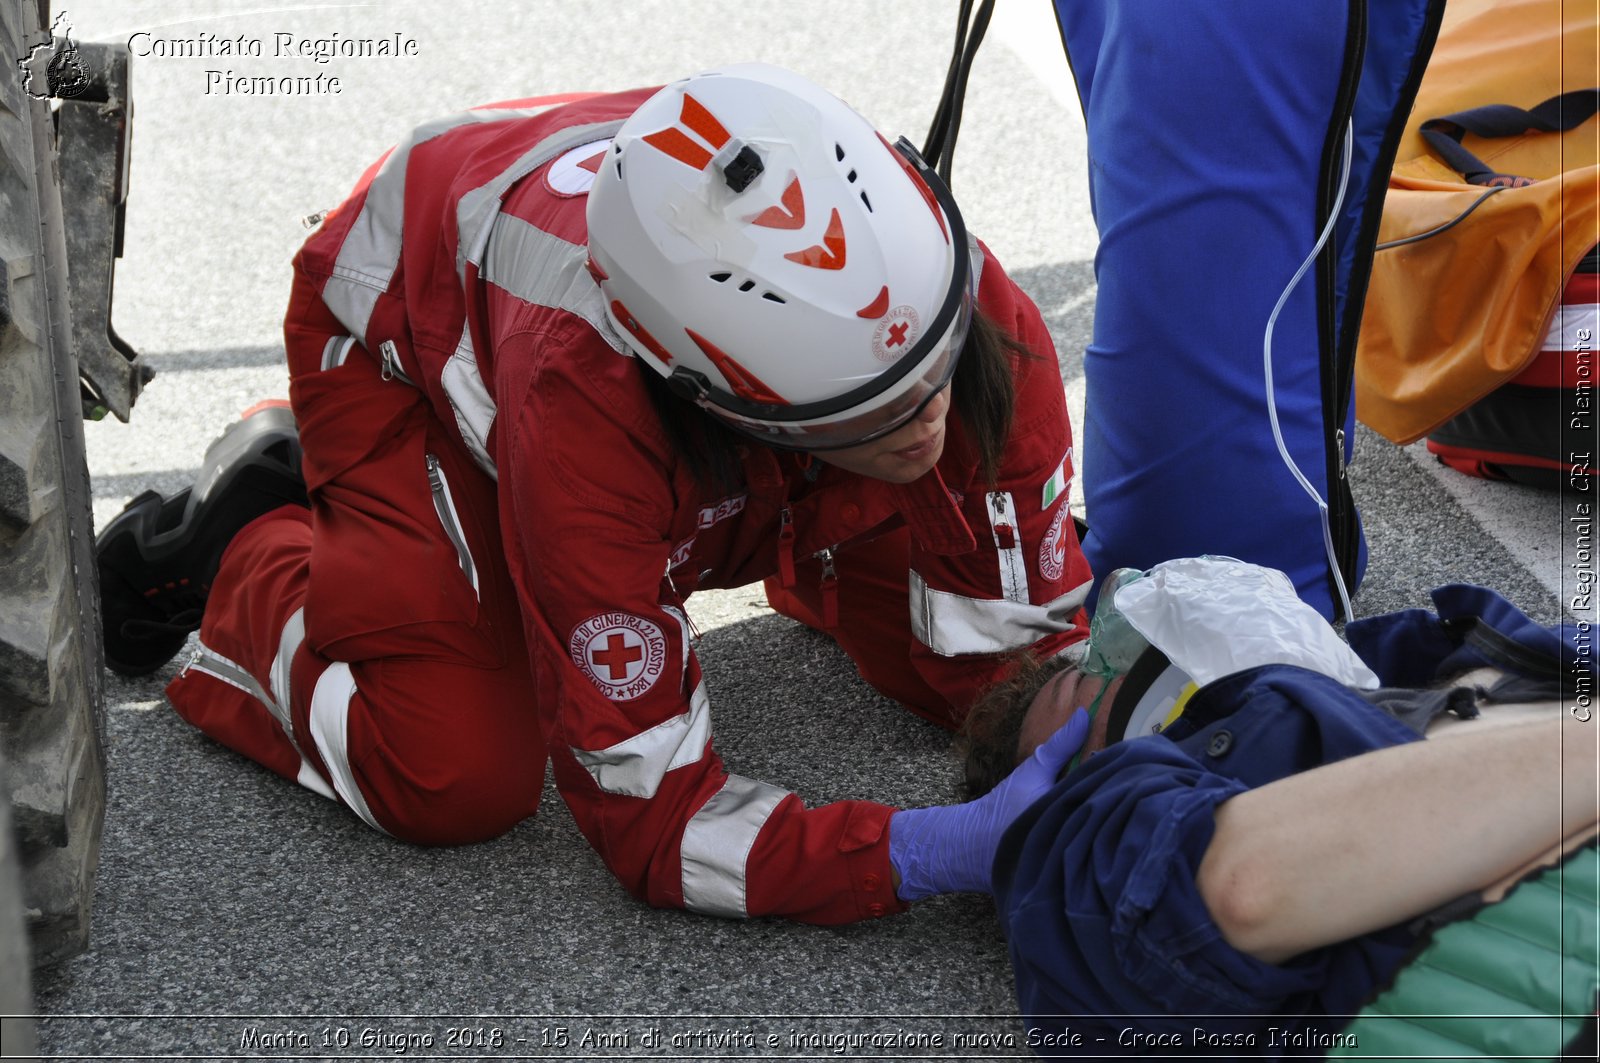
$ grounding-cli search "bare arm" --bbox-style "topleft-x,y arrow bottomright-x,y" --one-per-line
1195,715 -> 1598,965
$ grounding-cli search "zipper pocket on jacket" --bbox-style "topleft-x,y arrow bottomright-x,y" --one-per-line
986,490 -> 1029,603
426,453 -> 479,598
379,339 -> 415,385
815,545 -> 839,629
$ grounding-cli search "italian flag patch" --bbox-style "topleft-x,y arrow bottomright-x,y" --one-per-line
1041,448 -> 1073,508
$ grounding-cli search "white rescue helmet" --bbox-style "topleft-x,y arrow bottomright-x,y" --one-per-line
586,63 -> 973,451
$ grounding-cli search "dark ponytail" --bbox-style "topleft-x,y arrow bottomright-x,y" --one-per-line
951,307 -> 1034,488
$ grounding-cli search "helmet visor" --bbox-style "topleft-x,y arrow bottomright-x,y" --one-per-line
707,286 -> 971,451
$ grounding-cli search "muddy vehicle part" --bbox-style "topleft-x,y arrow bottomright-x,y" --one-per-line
2,0 -> 140,1007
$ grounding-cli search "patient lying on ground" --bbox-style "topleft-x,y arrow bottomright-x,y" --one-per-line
957,569 -> 1597,1056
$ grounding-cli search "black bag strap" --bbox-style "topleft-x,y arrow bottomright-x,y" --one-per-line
1420,88 -> 1600,186
922,0 -> 996,185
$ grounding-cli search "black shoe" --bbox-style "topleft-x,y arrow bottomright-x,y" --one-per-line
97,401 -> 309,676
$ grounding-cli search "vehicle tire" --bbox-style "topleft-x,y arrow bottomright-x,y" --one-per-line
0,752 -> 40,1059
0,0 -> 108,975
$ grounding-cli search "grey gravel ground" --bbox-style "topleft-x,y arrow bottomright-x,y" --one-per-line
26,1 -> 1582,1059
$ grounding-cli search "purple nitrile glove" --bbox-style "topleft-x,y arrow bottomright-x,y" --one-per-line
888,708 -> 1090,901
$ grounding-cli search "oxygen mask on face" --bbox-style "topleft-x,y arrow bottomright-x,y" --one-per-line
1080,567 -> 1150,682
1060,567 -> 1151,774
1065,567 -> 1153,757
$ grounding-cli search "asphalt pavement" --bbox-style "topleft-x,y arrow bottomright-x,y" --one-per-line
27,1 -> 1581,1059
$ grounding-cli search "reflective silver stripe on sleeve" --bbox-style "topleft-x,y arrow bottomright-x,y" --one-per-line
985,490 -> 1029,604
908,571 -> 1093,656
455,118 -> 628,278
191,631 -> 336,802
482,212 -> 624,352
307,662 -> 391,834
680,774 -> 790,918
569,680 -> 712,799
320,105 -> 560,346
440,324 -> 498,477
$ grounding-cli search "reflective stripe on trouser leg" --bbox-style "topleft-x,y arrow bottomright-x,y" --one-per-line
268,607 -> 336,798
190,610 -> 398,834
306,662 -> 391,836
189,613 -> 336,802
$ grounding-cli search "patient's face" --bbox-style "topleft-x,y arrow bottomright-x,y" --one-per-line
1017,666 -> 1127,764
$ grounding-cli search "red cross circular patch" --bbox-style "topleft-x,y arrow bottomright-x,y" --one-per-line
871,305 -> 921,363
569,612 -> 668,700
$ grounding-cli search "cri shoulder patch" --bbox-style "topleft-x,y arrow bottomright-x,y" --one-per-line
1039,502 -> 1069,582
569,612 -> 668,700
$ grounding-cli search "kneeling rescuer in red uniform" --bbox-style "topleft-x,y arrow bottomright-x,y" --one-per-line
97,65 -> 1096,924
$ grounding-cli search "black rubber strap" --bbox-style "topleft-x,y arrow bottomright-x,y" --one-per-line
1420,88 -> 1600,186
922,0 -> 996,186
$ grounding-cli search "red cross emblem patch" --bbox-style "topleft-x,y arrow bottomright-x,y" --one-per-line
871,305 -> 921,364
569,612 -> 668,700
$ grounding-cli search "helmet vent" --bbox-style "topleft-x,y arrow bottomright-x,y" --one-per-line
707,271 -> 786,303
834,143 -> 867,209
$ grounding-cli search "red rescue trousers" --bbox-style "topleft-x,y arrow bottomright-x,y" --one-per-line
165,275 -> 546,845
